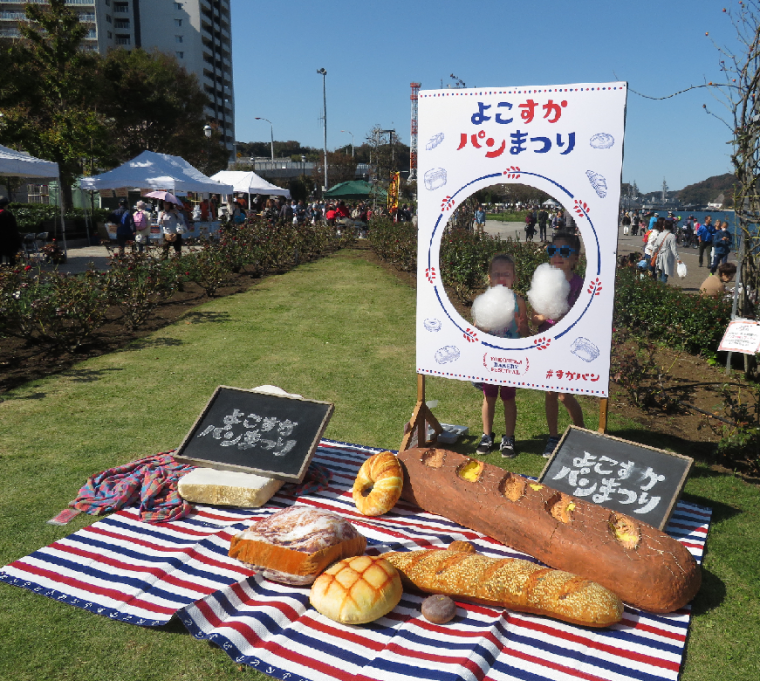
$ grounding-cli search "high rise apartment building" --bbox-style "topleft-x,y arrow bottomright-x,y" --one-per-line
0,0 -> 235,156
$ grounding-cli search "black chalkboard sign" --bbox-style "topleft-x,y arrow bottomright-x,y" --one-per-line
174,386 -> 334,483
538,426 -> 693,530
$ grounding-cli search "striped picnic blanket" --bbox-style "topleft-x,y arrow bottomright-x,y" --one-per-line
1,439 -> 711,681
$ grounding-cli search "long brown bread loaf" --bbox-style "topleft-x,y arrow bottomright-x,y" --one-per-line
396,448 -> 701,613
382,547 -> 624,627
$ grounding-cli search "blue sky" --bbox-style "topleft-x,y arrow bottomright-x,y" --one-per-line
230,0 -> 741,193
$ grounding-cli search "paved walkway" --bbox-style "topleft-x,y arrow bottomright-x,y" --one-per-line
53,244 -> 113,275
482,219 -> 737,293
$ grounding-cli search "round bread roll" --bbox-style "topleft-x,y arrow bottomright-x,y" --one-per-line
352,451 -> 403,516
421,594 -> 457,624
310,555 -> 402,625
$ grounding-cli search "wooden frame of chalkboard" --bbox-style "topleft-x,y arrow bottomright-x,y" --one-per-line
174,386 -> 334,483
538,426 -> 693,530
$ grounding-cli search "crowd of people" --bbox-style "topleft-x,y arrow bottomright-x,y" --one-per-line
473,204 -> 568,241
620,210 -> 737,295
249,196 -> 379,226
101,193 -> 405,259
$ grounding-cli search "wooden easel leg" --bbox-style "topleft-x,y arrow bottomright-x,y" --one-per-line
598,397 -> 608,434
400,374 -> 444,451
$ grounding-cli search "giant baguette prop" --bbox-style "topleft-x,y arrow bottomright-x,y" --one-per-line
396,448 -> 700,613
383,541 -> 624,628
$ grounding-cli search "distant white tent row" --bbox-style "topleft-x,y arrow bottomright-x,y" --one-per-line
0,144 -> 59,178
80,150 -> 233,194
211,170 -> 291,201
0,144 -> 66,253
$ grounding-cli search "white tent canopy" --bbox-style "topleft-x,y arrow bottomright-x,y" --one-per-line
211,170 -> 291,199
80,150 -> 233,194
0,145 -> 67,254
0,144 -> 59,178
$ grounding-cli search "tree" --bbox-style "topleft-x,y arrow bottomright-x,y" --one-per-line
0,0 -> 109,210
98,48 -> 228,174
364,125 -> 409,184
311,150 -> 356,188
701,4 -> 760,317
630,3 -> 760,317
0,0 -> 227,208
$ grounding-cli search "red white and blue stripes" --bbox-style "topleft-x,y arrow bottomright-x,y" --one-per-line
1,440 -> 710,681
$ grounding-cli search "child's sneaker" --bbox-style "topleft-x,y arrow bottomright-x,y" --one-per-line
500,435 -> 517,458
476,433 -> 494,454
543,435 -> 561,458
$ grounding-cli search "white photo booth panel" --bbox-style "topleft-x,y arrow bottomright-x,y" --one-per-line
416,83 -> 627,398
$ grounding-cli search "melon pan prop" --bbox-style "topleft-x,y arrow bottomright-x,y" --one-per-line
396,448 -> 701,614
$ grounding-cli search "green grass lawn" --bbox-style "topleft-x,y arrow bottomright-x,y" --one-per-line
0,247 -> 758,680
486,211 -> 528,222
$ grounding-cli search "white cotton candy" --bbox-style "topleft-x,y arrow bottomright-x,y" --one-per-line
528,263 -> 570,319
472,285 -> 516,333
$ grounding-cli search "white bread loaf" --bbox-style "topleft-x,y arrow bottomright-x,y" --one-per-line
178,467 -> 283,507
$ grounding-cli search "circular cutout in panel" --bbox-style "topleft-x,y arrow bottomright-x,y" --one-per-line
430,175 -> 600,352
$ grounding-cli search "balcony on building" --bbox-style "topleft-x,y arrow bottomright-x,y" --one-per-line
0,11 -> 27,20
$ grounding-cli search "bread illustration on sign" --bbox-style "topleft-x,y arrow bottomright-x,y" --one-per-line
310,555 -> 402,625
229,506 -> 366,585
383,540 -> 624,628
352,451 -> 404,516
396,448 -> 701,614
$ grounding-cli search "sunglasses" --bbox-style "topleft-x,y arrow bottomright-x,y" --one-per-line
546,245 -> 577,258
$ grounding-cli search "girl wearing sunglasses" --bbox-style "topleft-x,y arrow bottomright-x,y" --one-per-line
532,231 -> 586,457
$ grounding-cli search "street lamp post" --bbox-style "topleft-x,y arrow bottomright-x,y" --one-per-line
254,117 -> 274,161
340,130 -> 354,158
204,124 -> 212,173
317,68 -> 328,191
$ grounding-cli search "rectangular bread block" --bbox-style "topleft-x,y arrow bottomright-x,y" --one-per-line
178,467 -> 284,507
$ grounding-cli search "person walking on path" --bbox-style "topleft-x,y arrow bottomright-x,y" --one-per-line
0,197 -> 22,266
159,203 -> 184,259
110,199 -> 135,256
655,220 -> 683,283
631,210 -> 641,236
538,207 -> 549,241
524,206 -> 537,241
697,215 -> 715,267
132,201 -> 151,254
710,220 -> 732,274
474,205 -> 486,234
644,218 -> 665,277
621,211 -> 631,236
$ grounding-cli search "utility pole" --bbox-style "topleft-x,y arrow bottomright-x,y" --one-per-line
317,68 -> 328,191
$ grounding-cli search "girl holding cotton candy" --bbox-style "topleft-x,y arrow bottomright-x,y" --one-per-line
528,232 -> 586,457
470,254 -> 529,458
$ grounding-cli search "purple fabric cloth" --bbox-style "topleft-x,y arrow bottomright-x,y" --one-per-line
72,452 -> 195,524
